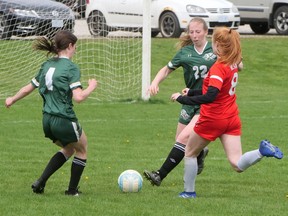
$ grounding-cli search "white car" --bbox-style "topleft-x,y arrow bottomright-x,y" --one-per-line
85,0 -> 240,38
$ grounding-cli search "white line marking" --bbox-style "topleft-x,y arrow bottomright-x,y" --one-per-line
1,115 -> 288,125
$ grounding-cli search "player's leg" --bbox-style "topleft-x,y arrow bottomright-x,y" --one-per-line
177,111 -> 209,175
32,114 -> 73,194
144,114 -> 208,186
221,135 -> 283,172
65,131 -> 88,196
31,144 -> 73,194
143,122 -> 187,186
159,122 -> 192,176
157,116 -> 199,179
32,115 -> 83,194
180,115 -> 224,198
220,115 -> 282,172
143,105 -> 191,186
158,105 -> 194,181
220,134 -> 244,172
175,120 -> 187,139
180,130 -> 209,198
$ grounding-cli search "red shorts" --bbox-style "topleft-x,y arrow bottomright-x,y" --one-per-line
194,115 -> 241,141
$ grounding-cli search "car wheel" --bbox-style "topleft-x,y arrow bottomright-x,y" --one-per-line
274,6 -> 288,35
0,14 -> 13,40
159,12 -> 182,38
250,22 -> 270,34
87,10 -> 108,37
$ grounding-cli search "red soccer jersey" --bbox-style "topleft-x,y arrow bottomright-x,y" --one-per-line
200,61 -> 239,119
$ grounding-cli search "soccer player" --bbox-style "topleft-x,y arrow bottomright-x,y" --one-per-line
170,26 -> 283,198
144,17 -> 217,186
5,30 -> 97,196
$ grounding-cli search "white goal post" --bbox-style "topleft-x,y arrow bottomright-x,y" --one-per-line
142,0 -> 152,101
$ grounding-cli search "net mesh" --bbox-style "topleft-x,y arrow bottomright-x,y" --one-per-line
0,0 -> 143,102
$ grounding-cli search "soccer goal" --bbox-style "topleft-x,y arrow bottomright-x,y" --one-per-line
0,0 -> 151,102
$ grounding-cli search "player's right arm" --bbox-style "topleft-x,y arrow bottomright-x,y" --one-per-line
149,66 -> 173,95
5,83 -> 36,108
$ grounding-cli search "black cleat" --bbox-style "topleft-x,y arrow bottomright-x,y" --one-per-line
143,170 -> 162,186
31,179 -> 46,194
197,147 -> 209,175
65,187 -> 82,196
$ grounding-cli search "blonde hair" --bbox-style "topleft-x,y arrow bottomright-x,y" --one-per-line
212,27 -> 242,66
177,17 -> 208,49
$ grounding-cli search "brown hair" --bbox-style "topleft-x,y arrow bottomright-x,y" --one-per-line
177,17 -> 208,49
33,30 -> 78,56
212,27 -> 242,66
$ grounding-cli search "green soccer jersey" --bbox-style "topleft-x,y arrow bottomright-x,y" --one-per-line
167,41 -> 216,90
31,57 -> 82,121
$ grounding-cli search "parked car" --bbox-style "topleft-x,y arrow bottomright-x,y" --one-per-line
229,0 -> 288,35
0,0 -> 75,40
76,0 -> 86,18
85,0 -> 240,38
54,0 -> 86,18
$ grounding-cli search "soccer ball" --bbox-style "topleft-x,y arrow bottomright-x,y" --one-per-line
118,169 -> 143,193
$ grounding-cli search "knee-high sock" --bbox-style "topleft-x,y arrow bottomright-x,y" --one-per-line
184,156 -> 198,192
39,151 -> 68,182
237,149 -> 263,171
158,142 -> 185,180
68,157 -> 87,190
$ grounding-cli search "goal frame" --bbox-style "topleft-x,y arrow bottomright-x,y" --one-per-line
142,0 -> 151,101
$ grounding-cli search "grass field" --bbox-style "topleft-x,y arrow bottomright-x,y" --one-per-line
0,37 -> 287,216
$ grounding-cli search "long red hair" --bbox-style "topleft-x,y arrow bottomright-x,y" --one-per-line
212,27 -> 242,66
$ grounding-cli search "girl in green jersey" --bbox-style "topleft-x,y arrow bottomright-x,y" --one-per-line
144,18 -> 216,186
5,30 -> 97,196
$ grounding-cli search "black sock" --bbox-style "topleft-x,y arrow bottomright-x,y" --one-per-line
39,151 -> 67,183
68,157 -> 87,191
158,142 -> 185,180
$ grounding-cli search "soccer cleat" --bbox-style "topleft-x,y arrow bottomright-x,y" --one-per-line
65,187 -> 82,196
143,170 -> 162,186
178,191 -> 197,198
259,139 -> 283,159
31,179 -> 46,194
197,147 -> 209,175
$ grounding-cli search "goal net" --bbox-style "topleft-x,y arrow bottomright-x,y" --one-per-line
0,0 -> 150,102
76,30 -> 143,102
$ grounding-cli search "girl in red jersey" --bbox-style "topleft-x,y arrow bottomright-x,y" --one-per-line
171,26 -> 283,198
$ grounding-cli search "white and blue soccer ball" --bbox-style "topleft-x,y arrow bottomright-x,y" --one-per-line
118,169 -> 143,193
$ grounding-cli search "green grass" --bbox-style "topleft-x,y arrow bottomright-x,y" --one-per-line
0,37 -> 288,216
